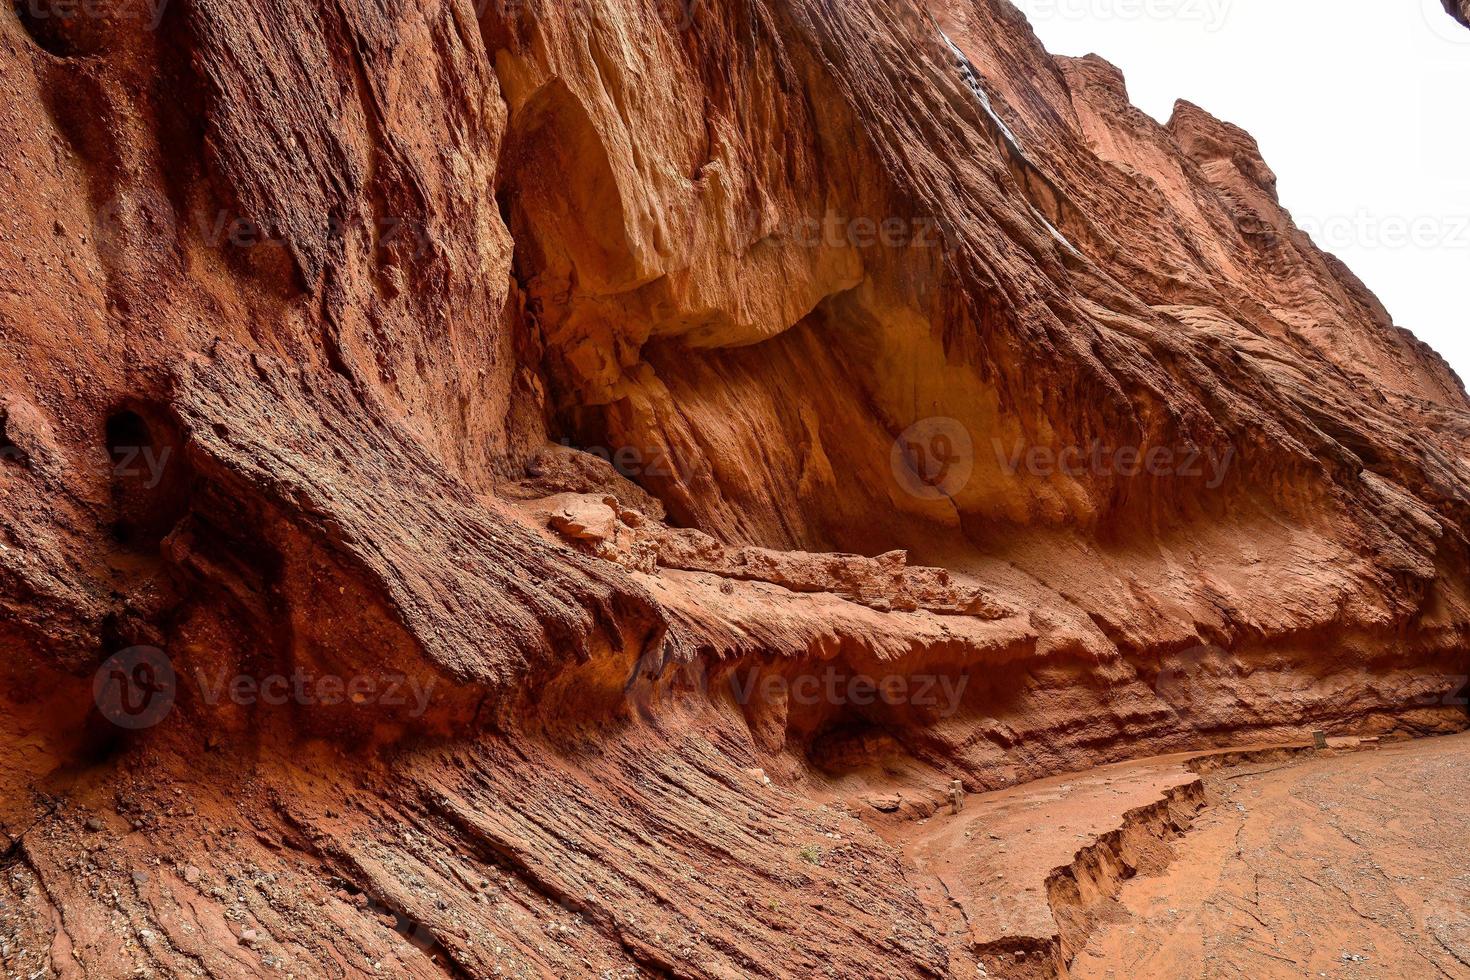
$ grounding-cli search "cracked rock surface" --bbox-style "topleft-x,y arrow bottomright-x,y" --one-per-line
1071,733 -> 1470,978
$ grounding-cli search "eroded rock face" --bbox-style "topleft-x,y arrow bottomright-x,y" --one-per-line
1,0 -> 1467,975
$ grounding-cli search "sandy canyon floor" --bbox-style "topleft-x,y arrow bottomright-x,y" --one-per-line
886,733 -> 1470,979
1068,734 -> 1470,980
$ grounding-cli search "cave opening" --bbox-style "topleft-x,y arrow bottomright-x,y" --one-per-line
9,0 -> 106,57
104,407 -> 190,550
0,411 -> 26,467
105,409 -> 150,466
808,715 -> 904,775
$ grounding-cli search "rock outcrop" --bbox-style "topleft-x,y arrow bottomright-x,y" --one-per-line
1,0 -> 1467,976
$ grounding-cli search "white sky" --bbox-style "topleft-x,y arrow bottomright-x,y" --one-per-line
1007,0 -> 1470,382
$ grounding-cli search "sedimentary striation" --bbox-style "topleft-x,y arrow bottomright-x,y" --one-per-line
1,0 -> 1467,976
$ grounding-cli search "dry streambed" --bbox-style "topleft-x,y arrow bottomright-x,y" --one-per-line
885,734 -> 1464,979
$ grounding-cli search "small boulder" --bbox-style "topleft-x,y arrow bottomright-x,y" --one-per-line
548,496 -> 619,543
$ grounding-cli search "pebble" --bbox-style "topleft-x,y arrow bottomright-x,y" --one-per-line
183,866 -> 201,884
85,818 -> 105,832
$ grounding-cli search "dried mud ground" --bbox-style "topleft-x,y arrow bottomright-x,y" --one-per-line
1068,733 -> 1470,980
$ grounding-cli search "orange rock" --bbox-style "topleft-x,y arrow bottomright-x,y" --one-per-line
0,0 -> 1467,974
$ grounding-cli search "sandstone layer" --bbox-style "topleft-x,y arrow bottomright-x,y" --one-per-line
1,0 -> 1468,976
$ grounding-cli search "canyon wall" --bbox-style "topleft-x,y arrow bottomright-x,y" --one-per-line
2,0 -> 1468,976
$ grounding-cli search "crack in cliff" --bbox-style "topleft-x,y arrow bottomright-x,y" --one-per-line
931,17 -> 1080,256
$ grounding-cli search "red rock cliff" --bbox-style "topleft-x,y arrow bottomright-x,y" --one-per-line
1,0 -> 1467,976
